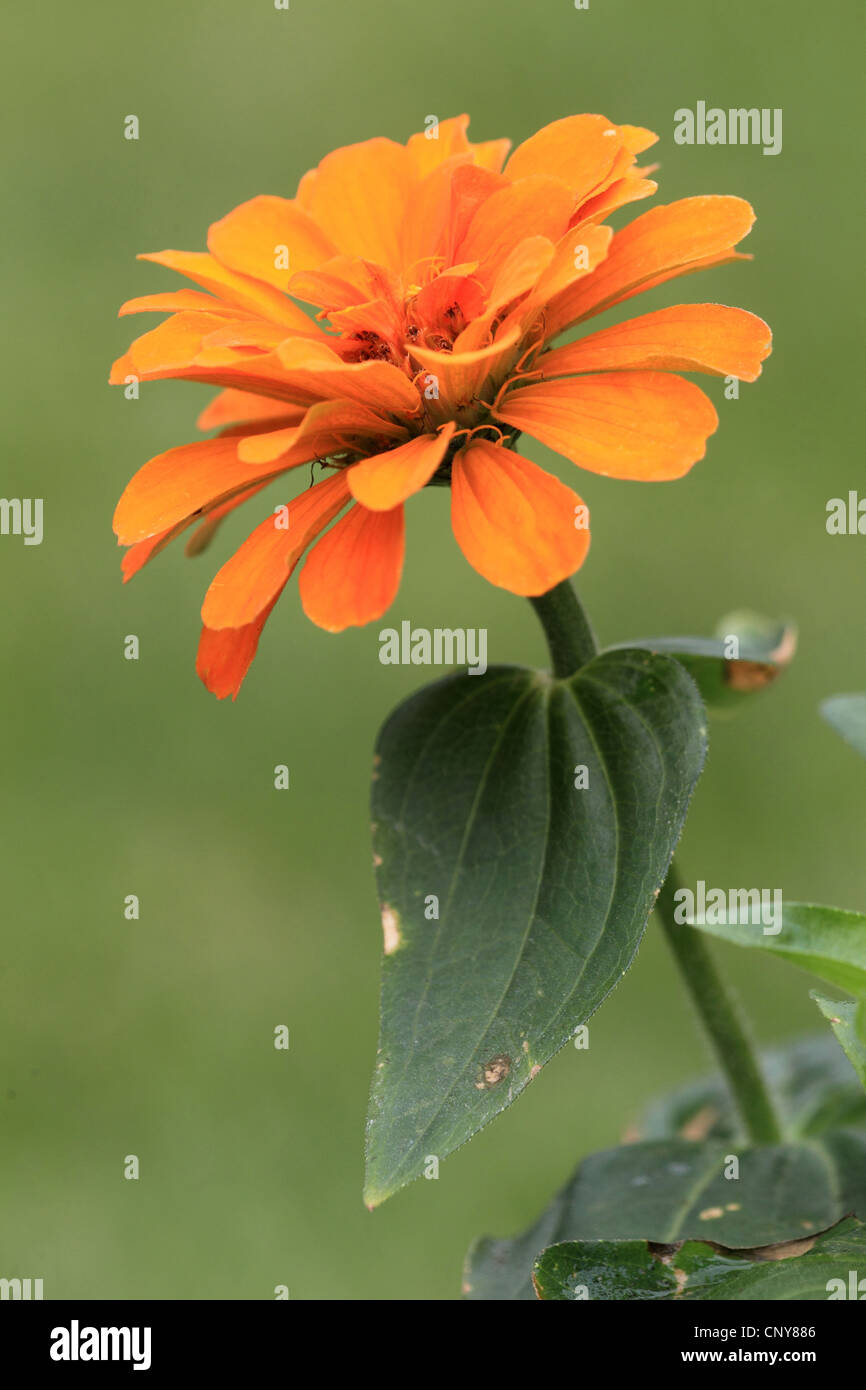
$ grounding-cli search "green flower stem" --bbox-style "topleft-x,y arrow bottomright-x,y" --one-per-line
529,580 -> 785,1146
656,863 -> 785,1145
530,579 -> 599,677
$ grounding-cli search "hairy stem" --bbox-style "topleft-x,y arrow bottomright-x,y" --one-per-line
529,578 -> 599,677
656,863 -> 785,1145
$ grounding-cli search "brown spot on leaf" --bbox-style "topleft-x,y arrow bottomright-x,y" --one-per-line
381,905 -> 401,955
725,659 -> 778,692
475,1054 -> 511,1090
699,1206 -> 725,1221
740,1234 -> 817,1262
649,1242 -> 683,1260
724,623 -> 798,692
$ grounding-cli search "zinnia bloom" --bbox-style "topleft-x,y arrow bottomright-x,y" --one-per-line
111,114 -> 771,697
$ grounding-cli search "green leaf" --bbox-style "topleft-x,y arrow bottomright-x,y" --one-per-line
363,650 -> 707,1207
688,902 -> 866,995
812,993 -> 866,1089
615,611 -> 796,714
464,1034 -> 866,1300
821,693 -> 866,759
532,1216 -> 866,1301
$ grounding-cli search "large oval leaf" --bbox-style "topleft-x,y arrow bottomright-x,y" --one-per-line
363,649 -> 707,1207
532,1216 -> 866,1301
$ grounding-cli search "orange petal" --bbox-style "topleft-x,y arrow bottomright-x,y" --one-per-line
471,138 -> 512,174
407,273 -> 486,336
275,338 -> 421,415
484,236 -> 556,315
498,224 -> 612,340
505,115 -> 623,200
348,426 -> 454,510
201,469 -> 351,629
410,327 -> 523,417
119,290 -> 244,317
618,125 -> 659,157
405,115 -> 509,179
208,195 -> 337,290
118,311 -> 226,375
440,163 -> 509,267
571,176 -> 658,229
237,398 -> 408,465
196,595 -> 281,700
538,304 -> 772,381
183,481 -> 273,557
114,307 -> 294,389
138,249 -> 321,331
456,175 -> 575,280
295,138 -> 411,271
119,479 -> 271,579
121,531 -> 176,582
327,297 -> 405,347
494,372 -> 718,480
398,156 -> 469,277
197,390 -> 307,431
113,435 -> 312,545
289,254 -> 401,317
131,489 -> 256,577
112,312 -> 305,401
451,440 -> 590,595
201,318 -> 289,350
406,115 -> 472,178
545,196 -> 756,336
569,128 -> 656,218
299,503 -> 405,631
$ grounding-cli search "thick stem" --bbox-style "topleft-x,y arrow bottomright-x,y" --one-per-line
529,579 -> 599,677
656,864 -> 785,1145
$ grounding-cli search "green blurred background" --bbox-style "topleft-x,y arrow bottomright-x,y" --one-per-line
1,0 -> 862,1299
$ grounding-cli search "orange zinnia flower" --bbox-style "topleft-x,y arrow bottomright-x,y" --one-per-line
111,114 -> 771,698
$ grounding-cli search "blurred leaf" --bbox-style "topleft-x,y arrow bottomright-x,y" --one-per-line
821,694 -> 866,759
532,1216 -> 866,1301
639,1033 -> 866,1140
363,650 -> 707,1207
812,993 -> 866,1089
614,610 -> 796,714
463,1131 -> 866,1300
688,902 -> 866,994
